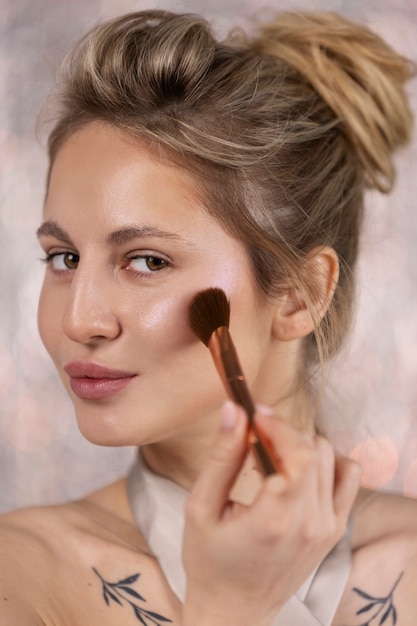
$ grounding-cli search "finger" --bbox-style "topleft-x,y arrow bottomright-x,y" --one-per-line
187,401 -> 248,523
316,436 -> 336,514
333,455 -> 363,521
247,437 -> 320,534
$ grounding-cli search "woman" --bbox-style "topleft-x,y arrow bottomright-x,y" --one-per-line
0,8 -> 416,625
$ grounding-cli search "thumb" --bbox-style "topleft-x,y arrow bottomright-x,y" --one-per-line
188,401 -> 248,523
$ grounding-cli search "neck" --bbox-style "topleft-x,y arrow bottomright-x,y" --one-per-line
140,385 -> 314,503
140,428 -> 218,492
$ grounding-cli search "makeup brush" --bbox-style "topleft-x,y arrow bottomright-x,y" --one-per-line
189,287 -> 276,476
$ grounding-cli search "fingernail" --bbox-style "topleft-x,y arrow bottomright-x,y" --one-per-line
221,401 -> 239,431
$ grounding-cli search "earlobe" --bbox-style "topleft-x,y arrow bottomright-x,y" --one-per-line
271,246 -> 339,342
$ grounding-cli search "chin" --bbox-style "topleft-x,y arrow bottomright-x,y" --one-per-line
74,410 -> 137,447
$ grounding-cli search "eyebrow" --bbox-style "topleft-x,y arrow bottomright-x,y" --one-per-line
36,221 -> 74,246
106,225 -> 192,247
36,220 -> 193,248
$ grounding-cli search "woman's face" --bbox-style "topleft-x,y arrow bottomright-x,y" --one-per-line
38,122 -> 280,448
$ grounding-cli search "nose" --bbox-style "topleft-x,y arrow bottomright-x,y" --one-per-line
62,263 -> 122,344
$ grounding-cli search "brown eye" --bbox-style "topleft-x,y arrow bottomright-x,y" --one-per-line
129,255 -> 169,274
48,252 -> 79,271
63,253 -> 79,270
145,256 -> 167,271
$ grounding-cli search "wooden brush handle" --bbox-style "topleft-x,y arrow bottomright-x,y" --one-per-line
209,327 -> 277,476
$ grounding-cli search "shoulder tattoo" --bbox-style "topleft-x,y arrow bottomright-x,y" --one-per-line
92,567 -> 173,625
349,572 -> 404,625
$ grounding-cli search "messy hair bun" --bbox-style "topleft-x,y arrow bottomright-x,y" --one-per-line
45,9 -> 415,368
250,11 -> 414,192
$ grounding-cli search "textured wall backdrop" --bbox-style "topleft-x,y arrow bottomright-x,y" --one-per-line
1,0 -> 416,513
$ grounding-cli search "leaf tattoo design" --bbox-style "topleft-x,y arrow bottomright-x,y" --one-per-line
92,568 -> 173,625
349,572 -> 403,626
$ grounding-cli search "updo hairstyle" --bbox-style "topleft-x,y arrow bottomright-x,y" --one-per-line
45,9 -> 415,367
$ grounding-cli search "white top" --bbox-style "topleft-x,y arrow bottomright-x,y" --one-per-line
127,450 -> 352,626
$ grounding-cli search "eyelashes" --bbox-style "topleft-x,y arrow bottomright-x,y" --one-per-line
41,251 -> 79,271
40,251 -> 171,277
126,255 -> 170,275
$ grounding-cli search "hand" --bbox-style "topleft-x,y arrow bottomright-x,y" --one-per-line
182,401 -> 362,626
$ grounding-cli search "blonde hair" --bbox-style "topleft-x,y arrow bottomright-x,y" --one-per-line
45,9 -> 415,366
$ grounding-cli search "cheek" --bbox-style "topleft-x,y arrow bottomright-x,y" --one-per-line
134,294 -> 187,334
227,290 -> 275,383
125,291 -> 197,354
37,281 -> 60,358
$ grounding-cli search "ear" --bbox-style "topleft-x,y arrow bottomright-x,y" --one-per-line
271,246 -> 339,341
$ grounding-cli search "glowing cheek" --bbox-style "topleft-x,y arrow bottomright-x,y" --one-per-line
130,295 -> 194,348
203,261 -> 242,295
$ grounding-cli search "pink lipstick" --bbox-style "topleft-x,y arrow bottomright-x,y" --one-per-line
64,361 -> 137,400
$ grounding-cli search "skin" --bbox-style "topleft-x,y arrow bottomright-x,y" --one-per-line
1,121 -> 417,626
36,121 -> 317,487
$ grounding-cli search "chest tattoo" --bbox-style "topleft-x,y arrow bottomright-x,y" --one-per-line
92,567 -> 173,624
349,571 -> 404,625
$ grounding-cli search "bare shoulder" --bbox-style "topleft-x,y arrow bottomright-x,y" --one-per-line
0,489 -> 180,625
353,487 -> 417,546
333,489 -> 417,625
0,505 -> 65,625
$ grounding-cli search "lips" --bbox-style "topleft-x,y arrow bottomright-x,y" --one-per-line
64,361 -> 137,400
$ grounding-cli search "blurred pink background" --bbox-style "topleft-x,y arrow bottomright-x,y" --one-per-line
0,0 -> 416,513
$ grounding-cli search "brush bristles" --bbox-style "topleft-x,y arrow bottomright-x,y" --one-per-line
189,288 -> 231,346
